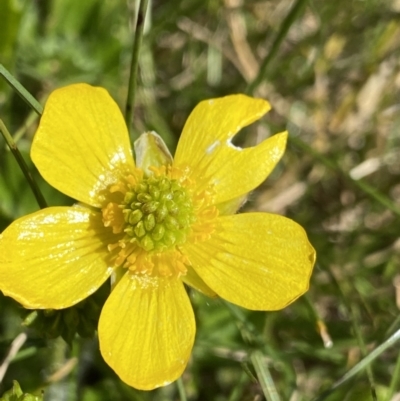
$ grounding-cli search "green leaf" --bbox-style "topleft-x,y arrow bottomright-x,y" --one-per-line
0,381 -> 42,401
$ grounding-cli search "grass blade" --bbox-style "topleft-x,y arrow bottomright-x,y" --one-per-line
313,327 -> 400,401
250,350 -> 281,401
0,119 -> 47,209
0,64 -> 43,115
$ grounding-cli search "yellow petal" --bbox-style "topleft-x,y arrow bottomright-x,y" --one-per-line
184,213 -> 315,311
174,95 -> 286,203
99,273 -> 195,390
0,206 -> 115,309
31,84 -> 134,208
181,267 -> 217,298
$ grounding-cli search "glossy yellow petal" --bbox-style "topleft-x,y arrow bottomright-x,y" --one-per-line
174,95 -> 286,203
0,206 -> 115,309
181,266 -> 217,298
184,213 -> 315,311
99,273 -> 195,390
31,84 -> 134,208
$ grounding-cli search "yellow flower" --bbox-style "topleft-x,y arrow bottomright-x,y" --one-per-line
0,84 -> 315,390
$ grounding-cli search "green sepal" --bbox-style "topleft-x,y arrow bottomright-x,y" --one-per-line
134,131 -> 173,174
216,194 -> 248,215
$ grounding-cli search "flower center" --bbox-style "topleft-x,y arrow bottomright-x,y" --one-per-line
102,165 -> 219,277
122,174 -> 195,252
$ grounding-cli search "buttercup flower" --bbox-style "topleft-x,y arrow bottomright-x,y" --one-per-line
0,84 -> 315,390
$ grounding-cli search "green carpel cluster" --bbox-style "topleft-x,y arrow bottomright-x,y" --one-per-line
122,174 -> 195,251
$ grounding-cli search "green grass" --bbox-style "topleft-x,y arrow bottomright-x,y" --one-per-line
1,0 -> 400,400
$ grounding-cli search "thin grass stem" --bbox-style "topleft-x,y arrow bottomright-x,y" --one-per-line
348,304 -> 377,401
385,313 -> 400,338
228,371 -> 249,401
222,301 -> 296,396
0,119 -> 47,209
316,262 -> 382,400
176,377 -> 187,401
222,300 -> 261,346
246,0 -> 309,94
250,350 -> 281,401
0,64 -> 43,115
14,110 -> 39,143
125,0 -> 150,136
385,350 -> 400,401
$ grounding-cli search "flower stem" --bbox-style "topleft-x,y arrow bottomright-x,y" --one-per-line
0,64 -> 43,115
44,337 -> 70,401
0,119 -> 47,209
125,0 -> 150,135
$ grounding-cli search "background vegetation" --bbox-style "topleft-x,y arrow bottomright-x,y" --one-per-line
1,0 -> 400,400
